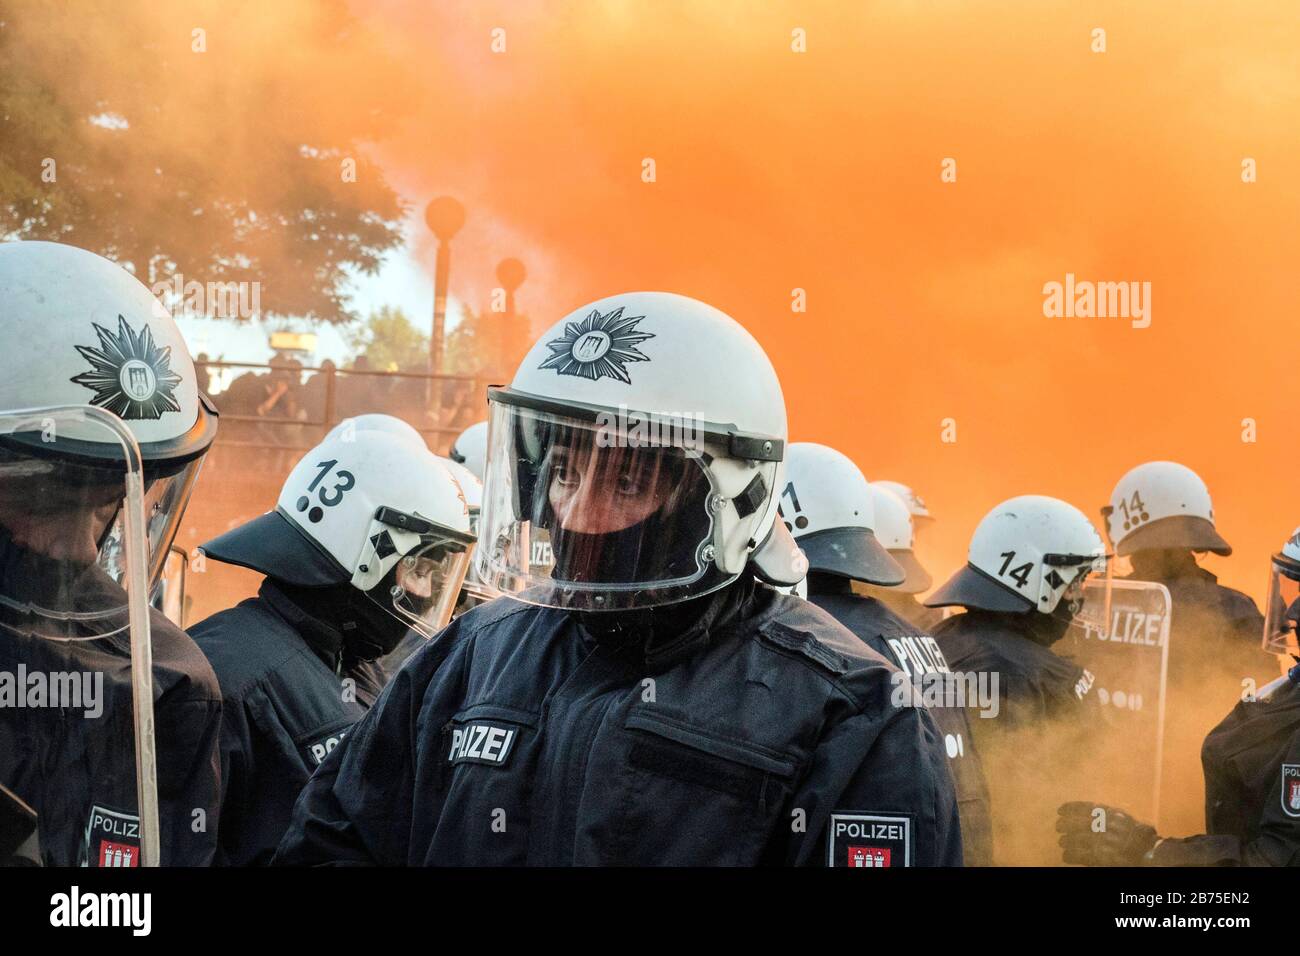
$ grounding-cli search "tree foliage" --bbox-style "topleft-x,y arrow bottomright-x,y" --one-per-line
346,305 -> 428,372
0,0 -> 407,323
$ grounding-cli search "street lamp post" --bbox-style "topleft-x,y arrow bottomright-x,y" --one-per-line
495,257 -> 526,374
424,196 -> 465,375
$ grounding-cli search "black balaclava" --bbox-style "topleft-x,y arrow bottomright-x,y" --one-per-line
576,571 -> 759,672
805,571 -> 852,596
1021,607 -> 1074,647
543,457 -> 712,586
0,524 -> 121,638
273,571 -> 411,667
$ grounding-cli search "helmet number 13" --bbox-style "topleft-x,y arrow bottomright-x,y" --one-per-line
309,459 -> 356,507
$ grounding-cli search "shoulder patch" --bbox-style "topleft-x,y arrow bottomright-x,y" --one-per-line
1282,764 -> 1300,818
300,725 -> 354,768
759,622 -> 852,675
828,812 -> 912,867
81,804 -> 141,867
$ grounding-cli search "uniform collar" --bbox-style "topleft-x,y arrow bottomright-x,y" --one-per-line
258,579 -> 348,674
576,574 -> 764,673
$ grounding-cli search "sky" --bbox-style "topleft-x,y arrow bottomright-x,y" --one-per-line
179,0 -> 1299,602
177,217 -> 462,370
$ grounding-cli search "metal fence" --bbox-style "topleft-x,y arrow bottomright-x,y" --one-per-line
197,360 -> 494,457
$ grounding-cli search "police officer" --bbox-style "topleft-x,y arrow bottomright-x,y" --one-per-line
786,443 -> 993,865
854,484 -> 944,631
1056,526 -> 1300,866
1104,462 -> 1267,682
1104,461 -> 1271,834
0,240 -> 223,866
275,292 -> 962,866
374,428 -> 501,678
875,480 -> 934,531
190,421 -> 474,865
926,495 -> 1109,863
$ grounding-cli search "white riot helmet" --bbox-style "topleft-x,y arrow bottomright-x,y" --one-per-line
869,484 -> 931,593
476,292 -> 800,611
1264,527 -> 1300,657
0,241 -> 218,633
927,495 -> 1107,619
201,429 -> 474,638
782,443 -> 903,586
326,413 -> 425,449
450,421 -> 488,482
441,456 -> 482,518
875,480 -> 933,525
773,578 -> 808,599
1103,461 -> 1231,557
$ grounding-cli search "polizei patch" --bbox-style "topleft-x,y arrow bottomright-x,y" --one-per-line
301,728 -> 351,768
1282,764 -> 1300,818
828,813 -> 911,868
81,804 -> 141,868
447,722 -> 517,767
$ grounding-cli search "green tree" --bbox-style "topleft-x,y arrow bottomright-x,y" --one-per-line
0,0 -> 406,324
347,306 -> 428,372
444,305 -> 490,375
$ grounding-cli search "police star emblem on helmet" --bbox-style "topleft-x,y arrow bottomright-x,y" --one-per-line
69,314 -> 183,420
538,305 -> 654,383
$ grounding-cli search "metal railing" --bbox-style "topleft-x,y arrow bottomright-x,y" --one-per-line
196,360 -> 494,456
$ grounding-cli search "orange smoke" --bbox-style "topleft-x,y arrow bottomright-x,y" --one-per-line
354,0 -> 1300,612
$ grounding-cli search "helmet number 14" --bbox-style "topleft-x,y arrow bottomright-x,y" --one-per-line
1116,491 -> 1149,532
998,550 -> 1033,589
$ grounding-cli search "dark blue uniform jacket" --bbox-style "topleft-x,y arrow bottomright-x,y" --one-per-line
274,578 -> 963,867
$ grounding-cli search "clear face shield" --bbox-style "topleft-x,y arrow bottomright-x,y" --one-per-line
1263,558 -> 1300,657
455,546 -> 501,616
0,408 -> 194,640
1046,551 -> 1112,633
357,511 -> 473,641
0,406 -> 161,866
96,461 -> 202,605
476,400 -> 753,611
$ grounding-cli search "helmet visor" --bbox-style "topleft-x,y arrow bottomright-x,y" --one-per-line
0,409 -> 165,639
96,459 -> 202,601
1263,557 -> 1300,657
368,536 -> 472,640
1047,552 -> 1112,632
476,400 -> 735,610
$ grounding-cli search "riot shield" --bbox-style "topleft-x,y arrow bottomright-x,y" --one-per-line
0,405 -> 160,866
1062,579 -> 1172,827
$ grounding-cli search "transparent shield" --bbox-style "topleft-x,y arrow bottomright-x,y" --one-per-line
0,406 -> 159,866
476,401 -> 744,611
1263,562 -> 1300,657
1064,579 -> 1172,826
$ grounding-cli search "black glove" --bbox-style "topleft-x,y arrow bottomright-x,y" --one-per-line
1057,801 -> 1159,866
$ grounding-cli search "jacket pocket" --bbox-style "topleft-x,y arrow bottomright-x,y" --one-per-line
589,709 -> 798,865
624,710 -> 796,807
